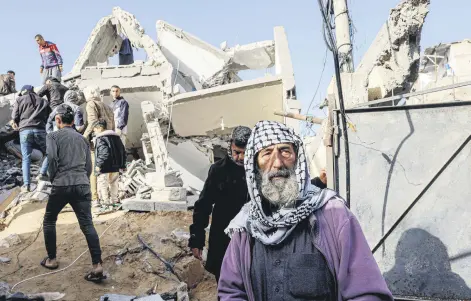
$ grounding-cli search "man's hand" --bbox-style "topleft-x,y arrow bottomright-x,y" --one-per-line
320,168 -> 327,185
59,65 -> 63,72
40,67 -> 43,74
116,128 -> 122,136
9,120 -> 18,130
191,248 -> 203,260
95,166 -> 101,173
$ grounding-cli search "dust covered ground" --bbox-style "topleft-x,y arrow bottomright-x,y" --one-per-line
0,203 -> 217,300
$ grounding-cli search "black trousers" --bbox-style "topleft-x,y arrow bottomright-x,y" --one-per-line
43,185 -> 102,265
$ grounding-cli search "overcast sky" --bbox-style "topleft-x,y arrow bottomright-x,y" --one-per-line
1,0 -> 468,121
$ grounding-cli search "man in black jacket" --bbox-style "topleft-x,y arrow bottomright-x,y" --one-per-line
11,85 -> 50,192
38,77 -> 68,110
189,126 -> 252,283
42,104 -> 105,283
93,119 -> 126,209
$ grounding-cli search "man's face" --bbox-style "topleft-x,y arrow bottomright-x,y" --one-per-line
231,143 -> 246,166
7,73 -> 14,80
35,36 -> 46,46
111,87 -> 121,99
256,143 -> 298,207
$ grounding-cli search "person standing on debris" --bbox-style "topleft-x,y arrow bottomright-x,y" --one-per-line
110,85 -> 129,147
83,85 -> 115,204
119,36 -> 134,65
11,85 -> 50,193
35,34 -> 63,84
189,126 -> 252,283
218,121 -> 393,301
93,119 -> 126,209
41,104 -> 106,283
38,77 -> 68,110
0,71 -> 16,96
37,90 -> 85,181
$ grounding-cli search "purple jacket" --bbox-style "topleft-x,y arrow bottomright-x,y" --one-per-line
218,198 -> 393,301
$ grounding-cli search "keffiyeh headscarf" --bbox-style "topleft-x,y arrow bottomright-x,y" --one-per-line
225,120 -> 336,245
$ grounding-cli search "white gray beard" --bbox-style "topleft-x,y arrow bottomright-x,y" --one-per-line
256,168 -> 299,208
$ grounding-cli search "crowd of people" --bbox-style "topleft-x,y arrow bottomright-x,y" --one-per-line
1,33 -> 394,300
2,33 -> 131,282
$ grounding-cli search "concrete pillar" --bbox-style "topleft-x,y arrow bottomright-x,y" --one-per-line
274,26 -> 300,134
141,101 -> 167,187
333,0 -> 354,73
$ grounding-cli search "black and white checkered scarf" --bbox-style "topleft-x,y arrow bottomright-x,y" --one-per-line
225,120 -> 336,245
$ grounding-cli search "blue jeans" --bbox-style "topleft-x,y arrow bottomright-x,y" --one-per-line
20,129 -> 47,186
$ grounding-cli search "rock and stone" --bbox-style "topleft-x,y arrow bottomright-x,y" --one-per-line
0,234 -> 21,248
175,257 -> 205,289
0,282 -> 9,296
176,282 -> 189,301
0,257 -> 11,263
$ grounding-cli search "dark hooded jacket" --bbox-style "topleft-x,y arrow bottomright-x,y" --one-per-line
12,91 -> 50,131
38,77 -> 68,109
94,130 -> 126,174
189,155 -> 250,277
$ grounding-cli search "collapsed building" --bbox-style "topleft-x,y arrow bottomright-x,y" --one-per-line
0,6 -> 302,212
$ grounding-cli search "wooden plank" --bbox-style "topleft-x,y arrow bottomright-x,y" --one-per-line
0,187 -> 21,213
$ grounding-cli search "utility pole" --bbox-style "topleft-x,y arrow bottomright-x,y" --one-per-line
333,0 -> 354,73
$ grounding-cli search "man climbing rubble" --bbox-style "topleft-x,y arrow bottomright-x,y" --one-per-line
37,90 -> 85,181
92,118 -> 126,210
189,126 -> 252,284
11,85 -> 50,193
41,104 -> 106,283
218,121 -> 393,301
38,76 -> 68,110
35,34 -> 63,84
0,71 -> 16,96
82,85 -> 115,204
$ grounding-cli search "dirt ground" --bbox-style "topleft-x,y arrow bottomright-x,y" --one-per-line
0,203 -> 217,301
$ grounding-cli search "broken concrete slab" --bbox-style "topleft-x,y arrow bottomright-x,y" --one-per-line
141,66 -> 160,76
169,76 -> 285,137
153,200 -> 187,212
101,68 -> 123,79
355,0 -> 430,106
0,233 -> 21,248
122,199 -> 155,212
81,68 -> 102,80
70,16 -> 122,74
151,188 -> 186,202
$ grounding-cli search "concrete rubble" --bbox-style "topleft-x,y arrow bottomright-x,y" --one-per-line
326,0 -> 431,108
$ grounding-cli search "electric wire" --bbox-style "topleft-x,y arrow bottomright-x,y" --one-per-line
8,215 -> 121,293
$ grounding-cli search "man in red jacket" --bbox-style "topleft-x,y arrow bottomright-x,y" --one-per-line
35,34 -> 63,84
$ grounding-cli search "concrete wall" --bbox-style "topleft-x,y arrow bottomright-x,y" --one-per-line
335,103 -> 471,299
70,16 -> 122,75
102,91 -> 162,148
169,76 -> 285,137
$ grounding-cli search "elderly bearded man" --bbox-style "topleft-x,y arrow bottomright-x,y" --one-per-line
218,121 -> 392,301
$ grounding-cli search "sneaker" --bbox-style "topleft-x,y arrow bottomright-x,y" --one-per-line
21,185 -> 30,193
92,201 -> 102,208
36,174 -> 49,182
